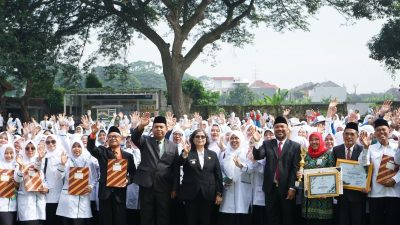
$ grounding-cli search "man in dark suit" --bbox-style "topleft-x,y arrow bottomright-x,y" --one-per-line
87,125 -> 136,225
252,116 -> 300,225
131,113 -> 179,225
332,122 -> 367,225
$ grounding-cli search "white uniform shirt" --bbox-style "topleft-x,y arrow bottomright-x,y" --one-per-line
358,142 -> 400,198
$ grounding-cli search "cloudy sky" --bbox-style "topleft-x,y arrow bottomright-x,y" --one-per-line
99,7 -> 398,94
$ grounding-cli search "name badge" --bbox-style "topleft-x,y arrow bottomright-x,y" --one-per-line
74,171 -> 83,180
190,159 -> 197,165
1,173 -> 9,182
386,161 -> 395,170
113,163 -> 122,171
28,169 -> 36,177
316,159 -> 323,165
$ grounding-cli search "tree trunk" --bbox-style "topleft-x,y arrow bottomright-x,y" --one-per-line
20,79 -> 33,121
164,69 -> 185,118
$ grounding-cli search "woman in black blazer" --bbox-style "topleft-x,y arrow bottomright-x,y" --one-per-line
178,129 -> 224,225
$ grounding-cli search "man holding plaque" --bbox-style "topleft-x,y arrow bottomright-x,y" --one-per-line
87,125 -> 136,225
252,116 -> 301,225
131,113 -> 179,225
332,122 -> 366,225
359,118 -> 400,225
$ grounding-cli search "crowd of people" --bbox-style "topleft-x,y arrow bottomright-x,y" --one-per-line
0,99 -> 400,225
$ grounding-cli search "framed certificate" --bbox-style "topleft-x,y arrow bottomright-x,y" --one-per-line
336,159 -> 373,192
306,170 -> 341,198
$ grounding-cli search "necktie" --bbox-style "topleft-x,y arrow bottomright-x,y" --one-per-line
275,142 -> 283,182
157,140 -> 165,157
346,148 -> 351,160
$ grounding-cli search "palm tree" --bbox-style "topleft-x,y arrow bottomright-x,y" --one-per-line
264,89 -> 289,115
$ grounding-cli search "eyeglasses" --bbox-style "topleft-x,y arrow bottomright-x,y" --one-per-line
194,135 -> 206,139
46,140 -> 56,145
25,147 -> 36,151
108,135 -> 120,140
173,133 -> 183,136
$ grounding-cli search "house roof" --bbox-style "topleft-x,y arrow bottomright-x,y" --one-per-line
249,80 -> 279,89
315,81 -> 341,88
213,76 -> 235,81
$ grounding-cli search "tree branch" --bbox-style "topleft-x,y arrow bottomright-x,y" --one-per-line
181,0 -> 212,37
181,0 -> 254,72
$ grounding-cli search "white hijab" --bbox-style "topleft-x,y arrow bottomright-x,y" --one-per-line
221,130 -> 248,182
21,140 -> 39,164
0,144 -> 15,169
68,139 -> 90,167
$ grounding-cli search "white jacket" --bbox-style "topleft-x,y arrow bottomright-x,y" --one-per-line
14,167 -> 46,221
55,158 -> 96,219
219,147 -> 253,214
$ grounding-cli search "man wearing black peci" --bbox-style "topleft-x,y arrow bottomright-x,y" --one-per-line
87,125 -> 136,225
252,116 -> 301,225
131,113 -> 179,225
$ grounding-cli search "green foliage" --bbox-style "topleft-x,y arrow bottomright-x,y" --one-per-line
263,89 -> 289,106
368,18 -> 400,73
223,85 -> 257,106
46,88 -> 66,113
182,79 -> 220,105
85,73 -> 103,88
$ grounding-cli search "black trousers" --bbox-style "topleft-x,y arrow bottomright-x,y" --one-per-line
336,197 -> 365,225
219,212 -> 250,225
265,185 -> 295,225
139,186 -> 171,225
99,193 -> 126,225
170,198 -> 186,225
87,201 -> 98,225
19,221 -> 44,225
0,212 -> 16,225
45,203 -> 61,225
185,193 -> 213,225
251,205 -> 266,225
61,217 -> 86,225
369,197 -> 400,225
126,208 -> 140,225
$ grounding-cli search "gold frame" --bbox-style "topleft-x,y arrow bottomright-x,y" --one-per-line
306,171 -> 340,198
336,159 -> 373,192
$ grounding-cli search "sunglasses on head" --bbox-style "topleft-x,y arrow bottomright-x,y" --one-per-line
46,140 -> 56,145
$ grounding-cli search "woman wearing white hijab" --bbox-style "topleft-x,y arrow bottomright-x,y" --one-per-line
219,130 -> 253,225
0,131 -> 11,148
208,124 -> 224,159
42,134 -> 65,225
56,139 -> 95,225
0,144 -> 18,225
14,140 -> 47,225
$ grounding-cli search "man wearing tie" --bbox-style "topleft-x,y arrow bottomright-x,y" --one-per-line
332,122 -> 366,225
131,113 -> 179,225
252,116 -> 300,225
87,125 -> 136,225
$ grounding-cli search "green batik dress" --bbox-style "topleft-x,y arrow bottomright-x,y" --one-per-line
302,151 -> 335,219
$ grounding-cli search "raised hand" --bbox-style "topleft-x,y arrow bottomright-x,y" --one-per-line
217,136 -> 226,152
91,122 -> 99,135
139,112 -> 151,129
61,152 -> 68,166
379,100 -> 392,116
283,108 -> 291,117
81,115 -> 90,130
6,124 -> 16,134
182,143 -> 190,158
252,130 -> 262,142
38,142 -> 46,160
22,122 -> 30,135
233,155 -> 243,169
359,131 -> 371,149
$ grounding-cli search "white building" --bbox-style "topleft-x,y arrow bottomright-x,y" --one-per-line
310,81 -> 347,102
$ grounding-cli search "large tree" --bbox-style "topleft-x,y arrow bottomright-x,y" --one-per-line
50,0 -> 374,117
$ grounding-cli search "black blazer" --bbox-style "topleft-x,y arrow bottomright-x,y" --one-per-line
87,137 -> 136,203
333,144 -> 367,202
131,128 -> 179,193
253,139 -> 300,195
177,149 -> 223,201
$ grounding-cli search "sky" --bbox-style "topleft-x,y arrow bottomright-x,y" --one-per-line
92,7 -> 398,94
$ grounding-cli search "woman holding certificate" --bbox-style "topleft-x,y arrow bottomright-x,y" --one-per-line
301,132 -> 335,225
56,139 -> 95,225
0,144 -> 17,225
